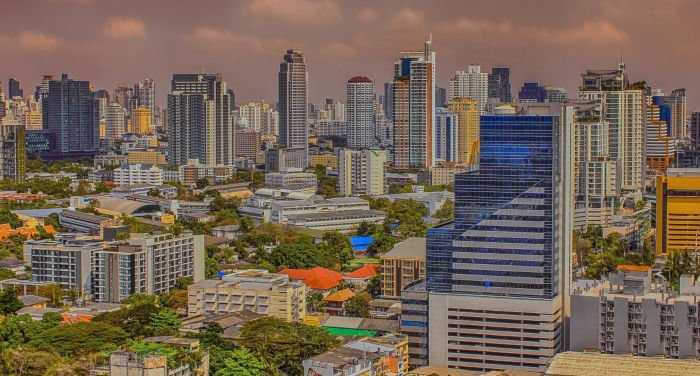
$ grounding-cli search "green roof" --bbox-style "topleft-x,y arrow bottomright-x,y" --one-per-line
323,327 -> 378,337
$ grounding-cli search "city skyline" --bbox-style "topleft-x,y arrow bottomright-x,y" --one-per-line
1,0 -> 698,107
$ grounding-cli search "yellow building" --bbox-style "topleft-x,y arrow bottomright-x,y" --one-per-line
380,237 -> 426,299
99,119 -> 106,139
21,109 -> 42,130
656,168 -> 700,255
310,153 -> 339,169
187,269 -> 307,322
127,150 -> 166,165
131,105 -> 152,135
429,162 -> 470,186
448,98 -> 479,166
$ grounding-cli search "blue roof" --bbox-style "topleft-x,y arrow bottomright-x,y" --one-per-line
350,236 -> 374,252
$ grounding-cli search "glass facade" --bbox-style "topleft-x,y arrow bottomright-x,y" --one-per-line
427,114 -> 562,299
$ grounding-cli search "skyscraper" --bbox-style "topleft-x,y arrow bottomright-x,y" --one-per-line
646,92 -> 675,174
436,86 -> 447,107
416,104 -> 573,372
488,67 -> 511,103
448,65 -> 488,114
278,49 -> 309,168
131,105 -> 152,135
8,78 -> 23,99
134,79 -> 156,115
390,37 -> 436,169
44,74 -> 100,156
167,73 -> 232,165
664,88 -> 687,140
518,82 -> 547,102
383,82 -> 393,120
104,102 -> 126,139
579,64 -> 644,191
346,76 -> 375,149
434,107 -> 459,163
448,98 -> 479,166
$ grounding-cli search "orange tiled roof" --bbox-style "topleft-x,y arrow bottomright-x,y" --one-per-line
0,224 -> 57,240
278,266 -> 343,290
617,265 -> 651,272
61,312 -> 93,323
344,264 -> 379,279
324,288 -> 355,303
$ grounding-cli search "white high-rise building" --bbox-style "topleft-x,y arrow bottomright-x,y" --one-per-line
338,149 -> 386,197
346,76 -> 376,149
105,102 -> 126,140
579,65 -> 645,191
134,79 -> 156,115
448,65 -> 489,114
664,88 -> 687,140
238,102 -> 279,137
279,49 -> 309,168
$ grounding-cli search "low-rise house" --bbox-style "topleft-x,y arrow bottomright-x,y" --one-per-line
0,256 -> 25,275
343,264 -> 379,286
278,267 -> 343,292
324,288 -> 355,316
211,224 -> 243,240
19,294 -> 49,309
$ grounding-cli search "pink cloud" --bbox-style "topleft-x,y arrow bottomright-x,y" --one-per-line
384,7 -> 426,32
357,8 -> 379,24
248,0 -> 341,25
103,18 -> 147,40
18,31 -> 65,51
183,26 -> 294,56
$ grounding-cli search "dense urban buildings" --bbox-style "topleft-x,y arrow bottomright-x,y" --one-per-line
448,65 -> 489,114
655,168 -> 700,255
278,49 -> 309,168
337,148 -> 386,196
448,98 -> 480,166
488,67 -> 512,103
346,76 -> 376,149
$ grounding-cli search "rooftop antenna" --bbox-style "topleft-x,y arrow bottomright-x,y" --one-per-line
619,48 -> 625,72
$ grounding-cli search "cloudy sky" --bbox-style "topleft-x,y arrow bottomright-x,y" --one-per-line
1,0 -> 697,108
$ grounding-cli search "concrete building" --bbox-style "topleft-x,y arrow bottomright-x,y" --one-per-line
315,119 -> 346,138
646,91 -> 676,174
434,107 -> 459,164
429,163 -> 470,186
546,351 -> 700,376
417,104 -> 574,372
265,147 -> 307,171
338,149 -> 386,197
448,65 -> 489,115
570,266 -> 700,359
0,123 -> 26,181
310,153 -> 338,169
270,196 -> 370,224
391,37 -> 436,169
286,209 -> 386,234
113,164 -> 163,187
346,76 -> 376,148
579,64 -> 645,191
664,88 -> 687,140
167,74 -> 233,165
59,210 -> 116,235
278,49 -> 309,168
380,237 -> 426,299
265,169 -> 317,193
104,102 -> 126,139
488,67 -> 512,103
131,105 -> 152,134
134,78 -> 156,116
93,232 -> 205,303
127,150 -> 166,165
233,129 -> 260,160
656,168 -> 700,255
238,101 -> 278,134
449,98 -> 480,166
187,269 -> 306,322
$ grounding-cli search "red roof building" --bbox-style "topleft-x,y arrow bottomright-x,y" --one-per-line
278,266 -> 343,291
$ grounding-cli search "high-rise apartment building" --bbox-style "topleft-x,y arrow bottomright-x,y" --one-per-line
383,82 -> 393,120
337,148 -> 386,197
691,112 -> 700,149
167,73 -> 233,165
8,78 -> 23,99
655,168 -> 700,255
44,74 -> 100,156
113,85 -> 134,111
488,67 -> 511,103
448,98 -> 480,166
664,88 -> 687,140
546,87 -> 568,103
646,93 -> 676,174
390,37 -> 436,169
416,104 -> 574,372
104,102 -> 126,139
238,101 -> 279,136
579,65 -> 645,191
380,237 -> 425,299
278,49 -> 309,168
346,76 -> 376,149
134,79 -> 156,115
518,82 -> 547,102
448,65 -> 488,114
234,129 -> 261,160
434,107 -> 459,164
0,123 -> 26,181
131,105 -> 152,135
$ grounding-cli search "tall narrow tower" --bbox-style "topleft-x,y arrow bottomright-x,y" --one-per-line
346,76 -> 375,149
278,49 -> 308,168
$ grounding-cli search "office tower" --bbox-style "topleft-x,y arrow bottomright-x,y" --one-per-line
21,109 -> 42,131
383,82 -> 393,120
655,168 -> 700,255
227,88 -> 235,112
337,148 -> 386,196
346,76 -> 375,149
167,73 -> 233,165
579,64 -> 645,191
390,37 -> 436,169
134,78 -> 156,115
8,78 -> 23,99
448,98 -> 480,166
113,85 -> 134,110
488,67 -> 511,103
573,103 -> 620,229
436,86 -> 447,107
518,82 -> 547,102
690,112 -> 700,148
131,105 -> 152,135
664,88 -> 687,140
545,87 -> 568,103
448,65 -> 488,114
44,74 -> 100,155
434,107 -> 459,163
104,102 -> 126,139
646,93 -> 675,174
0,123 -> 26,181
278,49 -> 309,168
420,104 -> 573,372
94,89 -> 110,119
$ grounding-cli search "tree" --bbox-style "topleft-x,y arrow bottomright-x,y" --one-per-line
383,199 -> 428,240
163,289 -> 188,311
318,231 -> 354,266
663,249 -> 695,290
0,269 -> 15,281
0,286 -> 23,314
344,293 -> 371,318
366,233 -> 396,258
306,291 -> 326,313
214,348 -> 266,376
195,178 -> 210,189
366,275 -> 381,298
29,322 -> 129,355
148,308 -> 181,335
269,243 -> 328,270
0,347 -> 60,376
238,317 -> 339,375
0,209 -> 21,229
93,294 -> 161,337
356,221 -> 379,237
432,199 -> 454,222
37,284 -> 64,307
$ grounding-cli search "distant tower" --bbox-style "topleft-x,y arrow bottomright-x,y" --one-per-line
278,49 -> 309,168
8,78 -> 23,99
44,74 -> 99,155
346,76 -> 375,149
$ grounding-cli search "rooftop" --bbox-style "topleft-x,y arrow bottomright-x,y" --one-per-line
545,351 -> 700,376
344,264 -> 379,279
382,237 -> 426,259
324,288 -> 355,303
